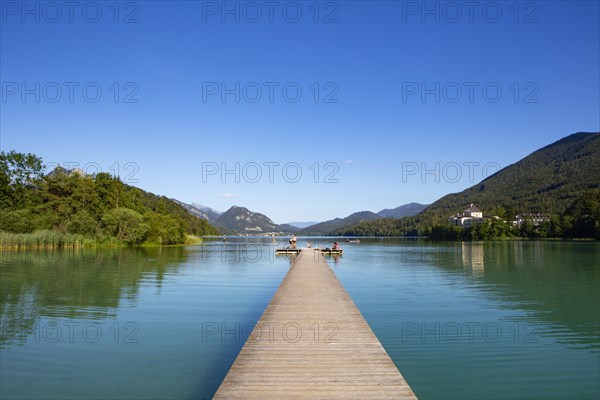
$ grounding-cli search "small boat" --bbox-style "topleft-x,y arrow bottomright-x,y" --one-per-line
275,248 -> 301,255
320,248 -> 343,255
345,239 -> 360,243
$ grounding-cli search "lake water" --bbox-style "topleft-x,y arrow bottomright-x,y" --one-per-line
1,239 -> 599,399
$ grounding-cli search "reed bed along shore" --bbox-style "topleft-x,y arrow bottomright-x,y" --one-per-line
0,231 -> 205,250
0,230 -> 88,250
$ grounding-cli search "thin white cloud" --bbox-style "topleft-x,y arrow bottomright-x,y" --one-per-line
343,159 -> 354,164
219,193 -> 239,197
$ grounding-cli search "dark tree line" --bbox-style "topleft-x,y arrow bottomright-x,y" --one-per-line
336,190 -> 600,240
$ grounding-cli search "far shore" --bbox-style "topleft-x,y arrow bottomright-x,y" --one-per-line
2,231 -> 598,252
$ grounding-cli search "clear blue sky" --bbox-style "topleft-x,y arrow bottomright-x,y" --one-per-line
1,0 -> 599,223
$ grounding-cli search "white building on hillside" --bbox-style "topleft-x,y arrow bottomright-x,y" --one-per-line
450,204 -> 484,227
513,213 -> 550,226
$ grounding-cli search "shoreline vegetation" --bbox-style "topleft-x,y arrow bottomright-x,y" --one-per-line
0,230 -> 205,250
0,230 -> 88,250
2,230 -> 596,252
333,209 -> 600,241
1,151 -> 219,249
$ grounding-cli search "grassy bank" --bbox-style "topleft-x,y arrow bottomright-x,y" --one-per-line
0,231 -> 206,250
0,230 -> 89,250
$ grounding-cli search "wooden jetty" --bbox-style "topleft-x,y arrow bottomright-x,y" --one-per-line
214,249 -> 417,399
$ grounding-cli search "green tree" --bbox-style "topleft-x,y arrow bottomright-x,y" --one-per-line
0,151 -> 44,208
566,190 -> 600,238
102,208 -> 149,244
67,210 -> 100,236
94,172 -> 121,209
0,209 -> 36,233
145,213 -> 185,245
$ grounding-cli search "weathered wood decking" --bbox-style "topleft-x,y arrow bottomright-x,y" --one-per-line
214,249 -> 417,399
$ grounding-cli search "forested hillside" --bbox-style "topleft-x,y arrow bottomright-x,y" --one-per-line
421,132 -> 600,218
337,132 -> 600,239
0,151 -> 219,246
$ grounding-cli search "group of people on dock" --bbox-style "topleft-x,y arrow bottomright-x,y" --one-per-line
287,235 -> 340,251
229,234 -> 340,251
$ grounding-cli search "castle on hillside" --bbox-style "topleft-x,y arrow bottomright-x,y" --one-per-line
449,204 -> 484,227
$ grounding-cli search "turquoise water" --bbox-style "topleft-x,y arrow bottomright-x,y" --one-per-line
333,240 -> 600,399
1,239 -> 599,399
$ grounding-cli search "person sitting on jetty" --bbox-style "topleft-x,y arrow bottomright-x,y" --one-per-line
332,242 -> 340,250
289,235 -> 297,249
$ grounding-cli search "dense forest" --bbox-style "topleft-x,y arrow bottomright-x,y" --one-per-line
0,151 -> 219,247
337,133 -> 600,240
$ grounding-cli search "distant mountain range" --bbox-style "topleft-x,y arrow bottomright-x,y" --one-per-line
191,203 -> 222,222
291,204 -> 428,235
171,133 -> 600,238
178,132 -> 598,238
377,203 -> 428,218
298,211 -> 382,235
284,221 -> 320,229
197,205 -> 301,235
174,201 -> 427,235
170,200 -> 221,223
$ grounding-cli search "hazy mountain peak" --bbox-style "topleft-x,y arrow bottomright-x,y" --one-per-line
299,211 -> 382,235
170,200 -> 221,223
377,203 -> 429,218
191,203 -> 222,215
214,206 -> 279,233
284,221 -> 320,229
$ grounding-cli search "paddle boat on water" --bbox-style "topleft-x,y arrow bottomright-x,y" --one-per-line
275,248 -> 302,255
319,248 -> 343,255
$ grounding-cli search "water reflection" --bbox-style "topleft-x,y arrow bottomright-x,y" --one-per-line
332,239 -> 599,399
461,242 -> 484,275
0,247 -> 189,348
1,238 -> 598,399
405,240 -> 599,352
1,240 -> 291,400
0,239 -> 293,349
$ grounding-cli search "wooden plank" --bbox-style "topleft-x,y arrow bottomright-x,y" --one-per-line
214,249 -> 417,399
